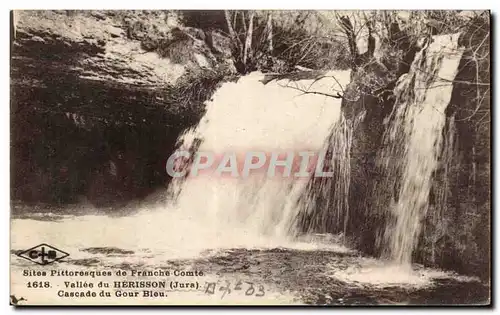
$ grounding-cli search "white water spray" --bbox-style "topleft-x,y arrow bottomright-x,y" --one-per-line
168,71 -> 350,245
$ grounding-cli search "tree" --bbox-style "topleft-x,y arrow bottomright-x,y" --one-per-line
266,12 -> 273,53
223,10 -> 271,74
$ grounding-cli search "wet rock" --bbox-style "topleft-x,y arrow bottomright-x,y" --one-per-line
11,11 -> 228,207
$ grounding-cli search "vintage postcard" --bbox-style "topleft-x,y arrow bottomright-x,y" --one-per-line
10,10 -> 491,306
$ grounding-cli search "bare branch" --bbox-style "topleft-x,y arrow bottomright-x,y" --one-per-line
279,81 -> 344,99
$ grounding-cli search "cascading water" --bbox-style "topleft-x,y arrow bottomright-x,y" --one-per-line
168,71 -> 350,246
427,115 -> 457,264
376,34 -> 464,265
297,110 -> 364,237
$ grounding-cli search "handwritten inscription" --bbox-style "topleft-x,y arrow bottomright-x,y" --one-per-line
205,280 -> 266,299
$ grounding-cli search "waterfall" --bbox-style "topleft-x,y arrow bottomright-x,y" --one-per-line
167,71 -> 350,249
10,70 -> 350,261
377,34 -> 464,265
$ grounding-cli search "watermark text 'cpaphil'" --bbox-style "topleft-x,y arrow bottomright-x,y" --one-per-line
165,150 -> 335,179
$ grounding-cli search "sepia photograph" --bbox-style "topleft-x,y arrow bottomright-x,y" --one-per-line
9,9 -> 491,306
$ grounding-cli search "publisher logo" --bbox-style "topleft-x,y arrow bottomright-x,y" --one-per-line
16,243 -> 69,265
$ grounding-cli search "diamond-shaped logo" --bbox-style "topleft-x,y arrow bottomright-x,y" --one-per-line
16,243 -> 69,265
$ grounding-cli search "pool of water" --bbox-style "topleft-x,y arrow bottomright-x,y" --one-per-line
10,209 -> 490,306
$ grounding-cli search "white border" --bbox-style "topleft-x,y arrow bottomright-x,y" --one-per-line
2,1 -> 498,314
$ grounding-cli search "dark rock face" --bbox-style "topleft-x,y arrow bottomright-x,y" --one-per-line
417,17 -> 490,279
11,11 -> 229,207
341,64 -> 397,256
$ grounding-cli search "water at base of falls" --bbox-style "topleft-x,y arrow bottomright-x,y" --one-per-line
11,209 -> 487,305
376,34 -> 465,265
